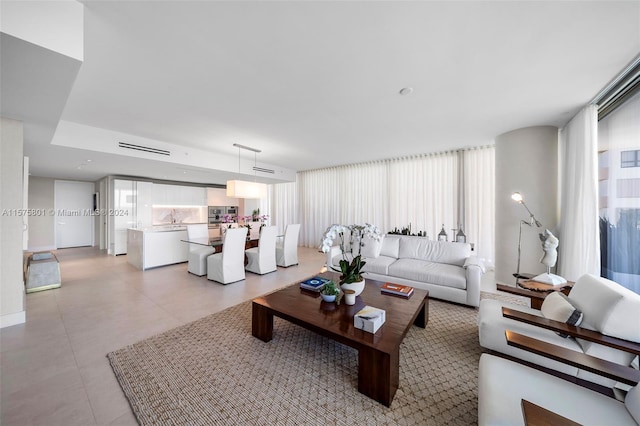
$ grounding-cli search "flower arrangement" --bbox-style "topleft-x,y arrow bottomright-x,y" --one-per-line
251,209 -> 269,223
221,214 -> 237,223
320,223 -> 382,284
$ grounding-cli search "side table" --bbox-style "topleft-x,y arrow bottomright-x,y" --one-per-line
496,280 -> 574,310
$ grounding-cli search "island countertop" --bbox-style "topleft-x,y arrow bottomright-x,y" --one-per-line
127,228 -> 189,270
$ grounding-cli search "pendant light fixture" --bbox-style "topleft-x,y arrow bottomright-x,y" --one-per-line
226,143 -> 268,199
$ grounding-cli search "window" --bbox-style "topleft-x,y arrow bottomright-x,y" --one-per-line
621,150 -> 640,168
598,89 -> 640,294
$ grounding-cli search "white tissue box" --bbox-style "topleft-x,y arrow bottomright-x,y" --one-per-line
354,306 -> 386,333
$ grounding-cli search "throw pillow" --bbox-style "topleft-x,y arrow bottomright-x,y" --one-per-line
540,292 -> 584,337
360,234 -> 384,259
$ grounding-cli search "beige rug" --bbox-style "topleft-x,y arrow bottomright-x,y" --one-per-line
108,292 -> 524,425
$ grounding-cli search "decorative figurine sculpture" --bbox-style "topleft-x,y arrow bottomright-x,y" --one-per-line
532,229 -> 567,285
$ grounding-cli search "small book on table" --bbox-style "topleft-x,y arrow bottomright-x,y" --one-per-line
300,277 -> 330,292
381,282 -> 414,298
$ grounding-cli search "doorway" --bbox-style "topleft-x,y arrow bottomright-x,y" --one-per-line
55,180 -> 94,248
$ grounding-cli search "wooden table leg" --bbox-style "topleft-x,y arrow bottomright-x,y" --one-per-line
358,346 -> 398,407
414,297 -> 429,328
252,302 -> 273,342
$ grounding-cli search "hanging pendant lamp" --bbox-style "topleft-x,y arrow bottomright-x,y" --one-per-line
226,143 -> 268,199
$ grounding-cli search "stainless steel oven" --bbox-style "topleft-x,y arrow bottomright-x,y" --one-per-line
225,206 -> 238,216
208,206 -> 225,225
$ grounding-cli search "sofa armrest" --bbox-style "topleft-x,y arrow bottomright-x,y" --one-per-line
502,307 -> 640,356
325,245 -> 343,269
463,255 -> 486,273
505,330 -> 640,386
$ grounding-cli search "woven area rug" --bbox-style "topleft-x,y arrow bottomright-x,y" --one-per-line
108,291 -> 525,425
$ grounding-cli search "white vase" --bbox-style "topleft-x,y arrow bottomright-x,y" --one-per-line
340,278 -> 365,297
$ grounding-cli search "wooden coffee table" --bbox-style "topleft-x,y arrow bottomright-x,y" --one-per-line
252,273 -> 429,406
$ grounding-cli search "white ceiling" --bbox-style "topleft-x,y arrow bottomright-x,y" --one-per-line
5,1 -> 640,185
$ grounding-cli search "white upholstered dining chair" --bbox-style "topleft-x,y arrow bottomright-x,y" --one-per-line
186,224 -> 216,276
207,227 -> 248,284
276,223 -> 301,267
246,225 -> 278,275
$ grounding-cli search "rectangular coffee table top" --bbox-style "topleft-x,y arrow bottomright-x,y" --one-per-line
252,272 -> 429,352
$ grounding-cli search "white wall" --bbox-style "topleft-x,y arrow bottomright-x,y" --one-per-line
495,126 -> 559,286
0,0 -> 84,61
1,117 -> 26,328
27,177 -> 56,251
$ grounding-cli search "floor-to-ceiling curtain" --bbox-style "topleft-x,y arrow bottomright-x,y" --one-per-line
558,105 -> 600,280
270,147 -> 495,262
266,182 -> 297,235
463,146 -> 495,263
296,162 -> 388,247
387,152 -> 458,238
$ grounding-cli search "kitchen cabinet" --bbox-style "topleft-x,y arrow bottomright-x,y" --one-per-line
127,228 -> 189,270
153,184 -> 206,206
112,179 -> 136,255
207,187 -> 239,206
137,181 -> 153,227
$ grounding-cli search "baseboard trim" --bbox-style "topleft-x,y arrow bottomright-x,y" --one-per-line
1,310 -> 26,328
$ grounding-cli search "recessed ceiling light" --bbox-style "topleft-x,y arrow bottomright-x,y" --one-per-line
86,159 -> 93,162
399,87 -> 413,95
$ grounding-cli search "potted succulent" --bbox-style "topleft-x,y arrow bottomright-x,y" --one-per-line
320,223 -> 382,296
319,280 -> 341,303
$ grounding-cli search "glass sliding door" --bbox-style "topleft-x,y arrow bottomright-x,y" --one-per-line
598,90 -> 640,294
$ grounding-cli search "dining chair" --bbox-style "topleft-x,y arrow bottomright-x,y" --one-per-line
246,225 -> 278,275
186,224 -> 215,276
207,227 -> 248,284
276,223 -> 301,267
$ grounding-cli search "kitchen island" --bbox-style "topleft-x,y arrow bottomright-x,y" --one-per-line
127,226 -> 190,270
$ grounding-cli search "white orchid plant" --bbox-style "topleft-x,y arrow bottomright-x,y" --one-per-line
320,223 -> 382,284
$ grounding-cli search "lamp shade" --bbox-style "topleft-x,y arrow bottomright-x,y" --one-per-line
226,180 -> 268,199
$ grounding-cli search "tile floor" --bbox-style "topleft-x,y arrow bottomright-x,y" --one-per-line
1,246 -> 497,425
1,246 -> 329,425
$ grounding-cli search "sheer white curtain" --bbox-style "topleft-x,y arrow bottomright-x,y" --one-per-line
387,152 -> 458,239
558,105 -> 600,280
267,181 -> 297,235
269,148 -> 494,257
296,162 -> 388,247
463,146 -> 495,264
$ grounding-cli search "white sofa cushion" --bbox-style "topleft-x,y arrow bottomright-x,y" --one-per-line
478,354 -> 637,426
380,235 -> 400,258
361,256 -> 396,275
398,238 -> 470,266
360,234 -> 384,258
568,274 -> 640,341
478,299 -> 583,377
567,274 -> 640,381
627,384 -> 640,424
541,292 -> 584,328
388,259 -> 467,289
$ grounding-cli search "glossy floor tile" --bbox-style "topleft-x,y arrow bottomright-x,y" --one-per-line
1,246 -> 326,426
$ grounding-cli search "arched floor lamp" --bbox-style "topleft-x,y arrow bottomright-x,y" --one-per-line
512,192 -> 542,283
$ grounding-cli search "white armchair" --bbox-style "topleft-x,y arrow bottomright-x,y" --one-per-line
207,227 -> 248,284
186,224 -> 215,276
479,352 -> 640,425
478,274 -> 640,388
276,224 -> 301,267
245,226 -> 277,275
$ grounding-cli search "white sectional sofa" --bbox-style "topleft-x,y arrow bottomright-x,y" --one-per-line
326,234 -> 485,307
